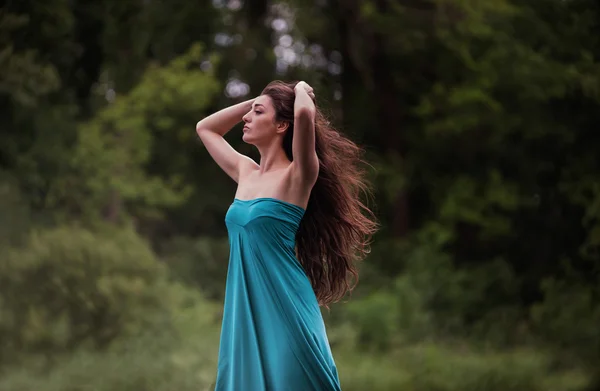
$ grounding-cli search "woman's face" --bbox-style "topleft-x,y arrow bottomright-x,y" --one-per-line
242,95 -> 287,146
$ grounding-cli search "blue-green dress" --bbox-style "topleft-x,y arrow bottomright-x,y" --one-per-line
214,198 -> 341,391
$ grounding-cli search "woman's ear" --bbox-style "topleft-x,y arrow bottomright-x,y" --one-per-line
276,121 -> 290,134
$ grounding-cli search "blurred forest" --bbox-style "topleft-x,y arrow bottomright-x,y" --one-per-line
1,0 -> 600,390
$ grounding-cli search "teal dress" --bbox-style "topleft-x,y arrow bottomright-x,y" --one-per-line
214,198 -> 341,391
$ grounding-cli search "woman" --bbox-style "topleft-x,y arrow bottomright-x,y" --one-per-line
196,81 -> 377,390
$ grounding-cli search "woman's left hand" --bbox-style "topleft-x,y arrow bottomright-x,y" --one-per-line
295,81 -> 315,100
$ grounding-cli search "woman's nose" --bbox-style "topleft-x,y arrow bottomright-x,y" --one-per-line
242,112 -> 250,123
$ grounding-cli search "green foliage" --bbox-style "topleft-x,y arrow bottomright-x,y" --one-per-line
0,1 -> 70,106
1,0 -> 600,388
0,289 -> 221,391
161,236 -> 230,300
0,175 -> 32,246
0,226 -> 176,365
531,277 -> 600,364
341,233 -> 525,350
335,341 -> 588,391
45,44 -> 220,223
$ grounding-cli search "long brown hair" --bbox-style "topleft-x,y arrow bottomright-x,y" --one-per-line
261,80 -> 378,306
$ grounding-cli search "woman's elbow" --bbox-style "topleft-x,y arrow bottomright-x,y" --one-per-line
196,120 -> 210,135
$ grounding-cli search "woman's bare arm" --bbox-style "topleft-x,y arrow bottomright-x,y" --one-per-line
292,82 -> 319,183
196,99 -> 258,182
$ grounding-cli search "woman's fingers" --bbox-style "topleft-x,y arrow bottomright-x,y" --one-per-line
295,81 -> 315,99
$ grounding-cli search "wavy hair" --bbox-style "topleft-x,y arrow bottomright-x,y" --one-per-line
261,81 -> 378,306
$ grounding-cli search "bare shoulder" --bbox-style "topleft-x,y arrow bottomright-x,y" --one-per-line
238,155 -> 260,180
241,154 -> 260,170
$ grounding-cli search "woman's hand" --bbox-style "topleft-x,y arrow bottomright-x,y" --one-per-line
295,81 -> 315,100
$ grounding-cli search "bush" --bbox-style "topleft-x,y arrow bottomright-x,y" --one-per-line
334,341 -> 589,391
0,289 -> 222,391
531,277 -> 600,365
160,236 -> 230,300
0,226 -> 181,365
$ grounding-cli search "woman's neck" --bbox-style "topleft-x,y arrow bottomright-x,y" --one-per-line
257,139 -> 290,173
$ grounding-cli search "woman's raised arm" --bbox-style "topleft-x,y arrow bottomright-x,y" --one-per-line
292,82 -> 319,183
196,99 -> 258,182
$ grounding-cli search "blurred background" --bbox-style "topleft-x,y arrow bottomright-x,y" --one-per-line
1,0 -> 599,390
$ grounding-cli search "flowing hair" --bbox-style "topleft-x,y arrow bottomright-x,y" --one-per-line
261,81 -> 379,306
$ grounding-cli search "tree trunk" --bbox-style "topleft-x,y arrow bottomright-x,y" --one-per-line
337,0 -> 410,236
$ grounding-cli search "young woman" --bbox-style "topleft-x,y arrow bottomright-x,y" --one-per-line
196,81 -> 377,390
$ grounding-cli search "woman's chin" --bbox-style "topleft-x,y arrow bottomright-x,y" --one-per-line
242,133 -> 254,145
